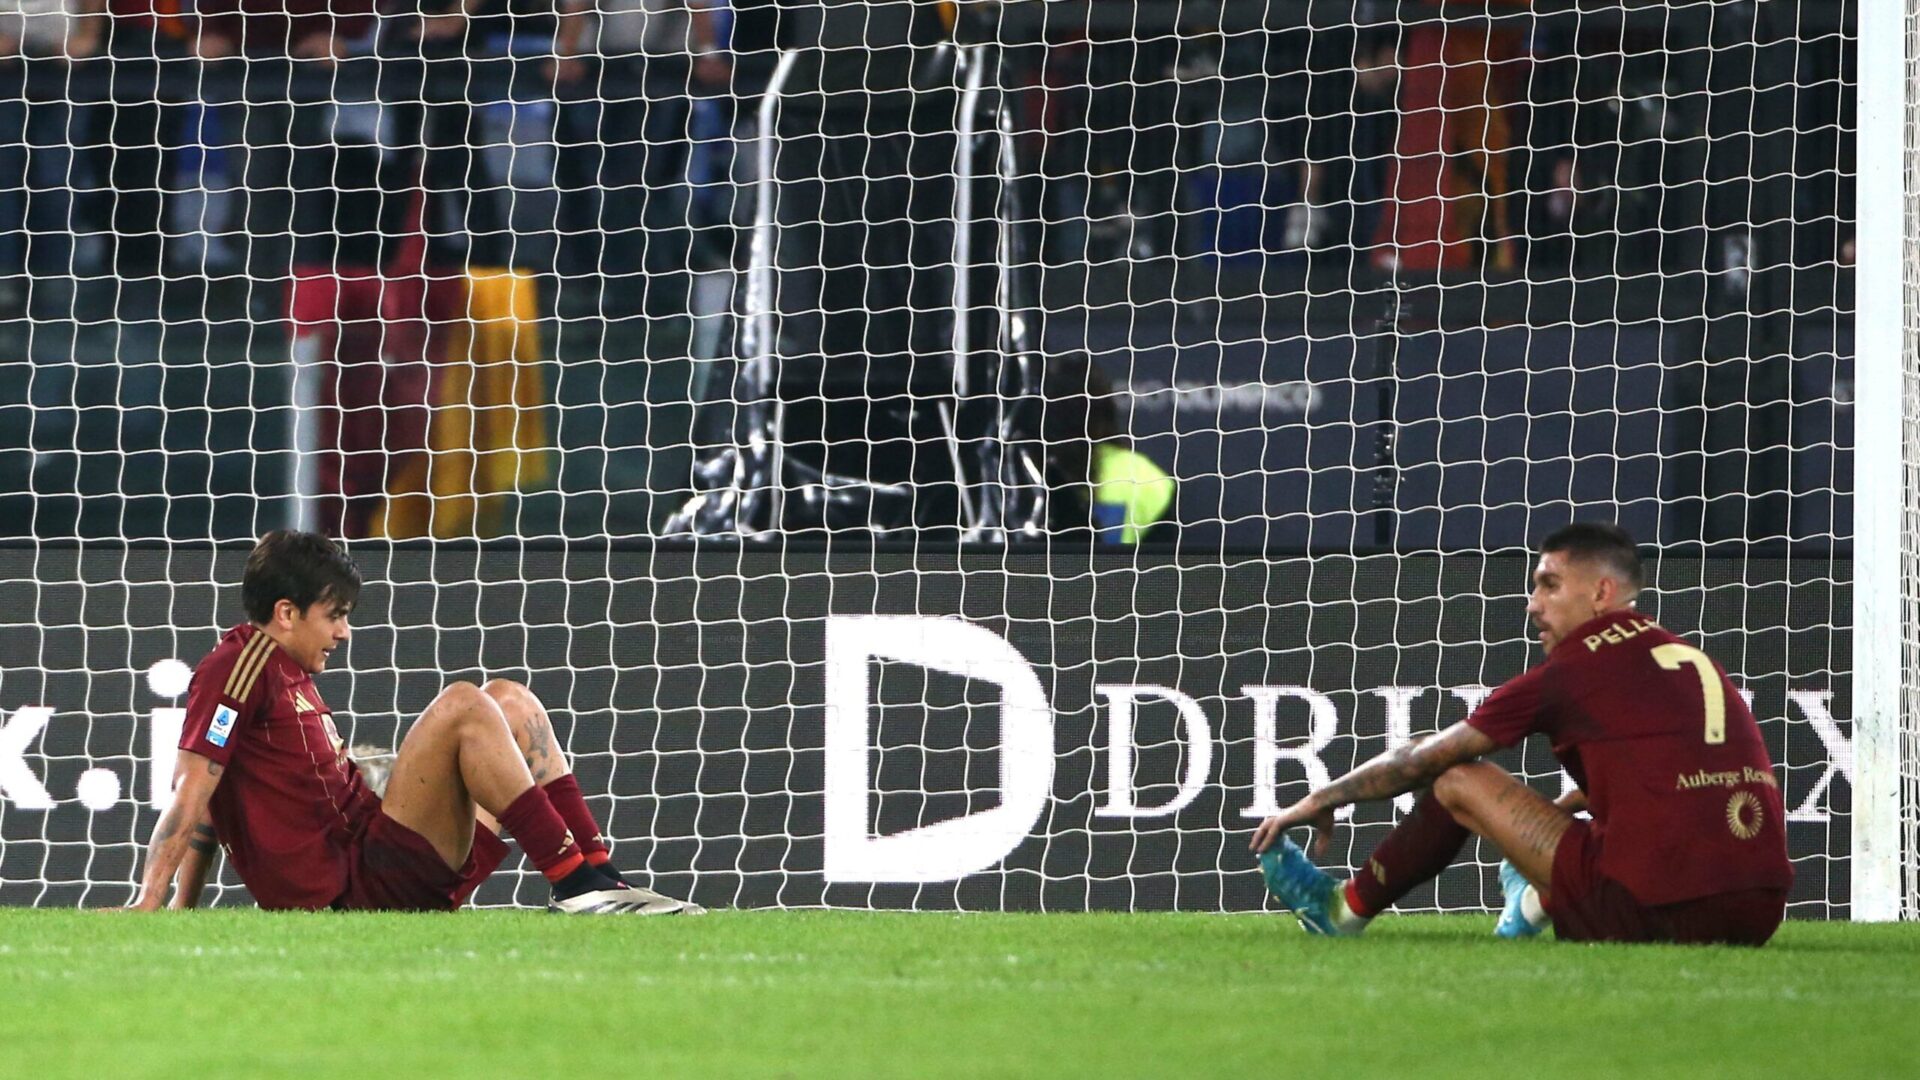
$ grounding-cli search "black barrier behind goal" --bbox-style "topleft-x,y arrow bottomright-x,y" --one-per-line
0,545 -> 1850,913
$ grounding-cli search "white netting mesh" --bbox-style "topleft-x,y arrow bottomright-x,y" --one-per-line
0,1 -> 1877,913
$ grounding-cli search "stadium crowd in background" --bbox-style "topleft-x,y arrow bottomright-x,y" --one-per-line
0,0 -> 99,313
0,7 -> 1851,300
0,4 -> 1856,541
552,0 -> 732,320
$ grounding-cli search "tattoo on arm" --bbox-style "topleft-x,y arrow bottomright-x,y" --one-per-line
187,823 -> 218,856
1310,722 -> 1499,814
134,750 -> 225,910
151,811 -> 182,847
1315,742 -> 1436,809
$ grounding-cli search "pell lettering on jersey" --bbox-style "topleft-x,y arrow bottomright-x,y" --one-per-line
208,704 -> 239,748
1582,617 -> 1659,652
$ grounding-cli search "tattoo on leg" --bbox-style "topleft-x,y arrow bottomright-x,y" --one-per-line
522,714 -> 560,783
1494,784 -> 1567,861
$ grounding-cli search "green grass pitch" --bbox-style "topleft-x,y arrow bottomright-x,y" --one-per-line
4,910 -> 1915,1078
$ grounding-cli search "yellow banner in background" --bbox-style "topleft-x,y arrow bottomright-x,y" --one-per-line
378,268 -> 551,539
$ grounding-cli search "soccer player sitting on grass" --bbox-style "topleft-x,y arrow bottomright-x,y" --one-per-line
130,530 -> 698,915
1250,523 -> 1792,945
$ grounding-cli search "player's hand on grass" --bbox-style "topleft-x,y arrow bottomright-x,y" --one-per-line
1249,799 -> 1336,858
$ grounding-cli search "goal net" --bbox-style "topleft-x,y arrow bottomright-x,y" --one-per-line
1889,0 -> 1920,921
0,1 -> 1900,916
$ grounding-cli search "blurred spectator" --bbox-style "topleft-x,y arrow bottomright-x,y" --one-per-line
552,0 -> 729,321
398,0 -> 553,273
259,0 -> 418,536
172,2 -> 369,280
85,0 -> 192,281
1284,25 -> 1398,259
195,0 -> 370,56
0,0 -> 100,58
722,0 -> 775,91
1040,34 -> 1184,264
0,0 -> 100,309
1372,20 -> 1524,273
351,0 -> 553,538
410,0 -> 555,55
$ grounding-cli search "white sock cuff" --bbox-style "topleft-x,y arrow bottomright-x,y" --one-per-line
1331,884 -> 1372,933
1520,885 -> 1549,928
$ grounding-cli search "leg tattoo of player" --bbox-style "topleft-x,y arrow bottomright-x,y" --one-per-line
1495,784 -> 1568,862
485,680 -> 566,784
523,719 -> 561,784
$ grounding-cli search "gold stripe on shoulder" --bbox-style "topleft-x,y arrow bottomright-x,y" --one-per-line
222,636 -> 267,700
221,634 -> 267,698
231,635 -> 277,702
228,634 -> 276,702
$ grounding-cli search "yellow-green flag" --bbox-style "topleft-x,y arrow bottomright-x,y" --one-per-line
377,268 -> 550,538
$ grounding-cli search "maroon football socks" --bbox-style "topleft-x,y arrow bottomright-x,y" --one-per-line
541,774 -> 610,864
541,773 -> 629,886
1346,790 -> 1472,918
498,784 -> 586,884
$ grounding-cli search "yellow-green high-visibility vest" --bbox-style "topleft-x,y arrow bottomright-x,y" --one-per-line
1091,443 -> 1175,545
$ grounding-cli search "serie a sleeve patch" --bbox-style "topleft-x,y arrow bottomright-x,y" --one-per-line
208,704 -> 239,748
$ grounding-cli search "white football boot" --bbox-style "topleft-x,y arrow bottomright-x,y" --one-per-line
550,884 -> 705,916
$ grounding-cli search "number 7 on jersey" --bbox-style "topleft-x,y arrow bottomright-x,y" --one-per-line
1651,642 -> 1726,744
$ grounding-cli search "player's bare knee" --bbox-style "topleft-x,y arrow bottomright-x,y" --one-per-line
407,681 -> 473,737
422,681 -> 507,738
430,678 -> 487,713
479,677 -> 525,702
483,680 -> 568,780
480,679 -> 540,726
481,679 -> 549,744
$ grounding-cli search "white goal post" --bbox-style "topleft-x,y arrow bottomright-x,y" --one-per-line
1854,0 -> 1919,922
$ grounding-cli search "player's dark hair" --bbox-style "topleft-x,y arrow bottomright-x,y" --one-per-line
1539,522 -> 1643,592
242,530 -> 362,624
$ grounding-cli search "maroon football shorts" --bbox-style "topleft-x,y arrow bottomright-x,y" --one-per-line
337,809 -> 510,912
1547,819 -> 1786,946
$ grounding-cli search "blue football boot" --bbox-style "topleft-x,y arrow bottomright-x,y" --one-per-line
1258,837 -> 1347,936
1494,859 -> 1545,938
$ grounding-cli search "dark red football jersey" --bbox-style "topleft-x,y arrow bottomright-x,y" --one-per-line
1467,611 -> 1793,906
180,624 -> 379,910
